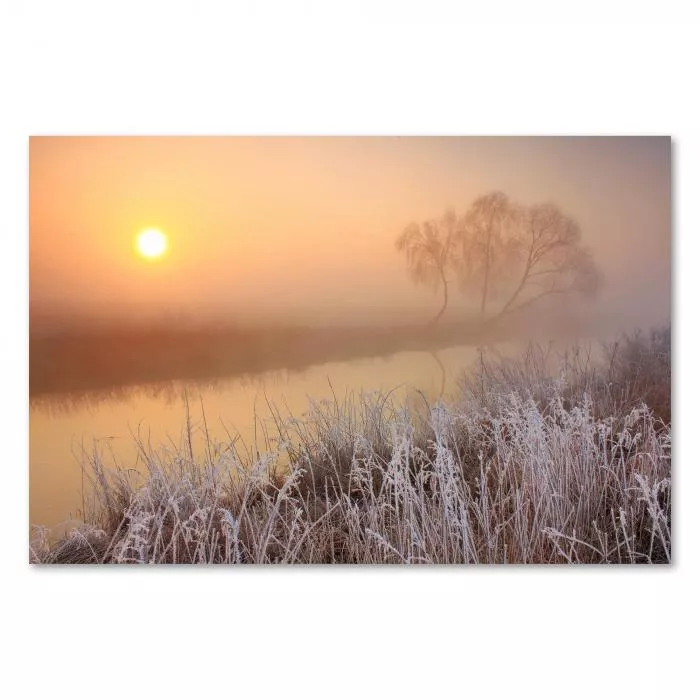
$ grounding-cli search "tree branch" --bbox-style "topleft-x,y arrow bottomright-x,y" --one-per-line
496,287 -> 571,319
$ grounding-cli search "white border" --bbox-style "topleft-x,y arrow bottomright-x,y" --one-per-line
2,3 -> 698,699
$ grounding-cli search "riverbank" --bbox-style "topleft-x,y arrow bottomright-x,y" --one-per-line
31,326 -> 671,564
30,310 -> 613,399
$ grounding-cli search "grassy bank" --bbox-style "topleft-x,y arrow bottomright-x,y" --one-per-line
31,326 -> 671,564
30,311 -> 602,399
29,319 -> 489,397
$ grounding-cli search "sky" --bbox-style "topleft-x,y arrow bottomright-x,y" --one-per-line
29,136 -> 671,328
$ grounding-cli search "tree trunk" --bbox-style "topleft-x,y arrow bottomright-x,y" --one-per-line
430,272 -> 449,326
480,235 -> 490,318
480,206 -> 498,318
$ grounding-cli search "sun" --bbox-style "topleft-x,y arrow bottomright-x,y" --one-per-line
136,228 -> 168,259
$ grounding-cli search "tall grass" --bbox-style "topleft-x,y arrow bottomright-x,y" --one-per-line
31,326 -> 671,564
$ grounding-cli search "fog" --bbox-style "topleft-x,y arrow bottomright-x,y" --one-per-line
30,136 -> 670,333
29,136 -> 673,535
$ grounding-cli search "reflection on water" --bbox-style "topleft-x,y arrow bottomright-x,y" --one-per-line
30,367 -> 296,417
30,345 -> 496,533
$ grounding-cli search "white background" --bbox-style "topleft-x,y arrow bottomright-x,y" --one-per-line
1,2 -> 698,699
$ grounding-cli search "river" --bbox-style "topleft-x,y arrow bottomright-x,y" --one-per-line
30,344 -> 504,535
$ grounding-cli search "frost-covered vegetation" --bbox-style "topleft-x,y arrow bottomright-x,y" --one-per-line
31,326 -> 671,564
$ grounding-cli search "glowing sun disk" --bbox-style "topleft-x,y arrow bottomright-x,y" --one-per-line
136,228 -> 168,259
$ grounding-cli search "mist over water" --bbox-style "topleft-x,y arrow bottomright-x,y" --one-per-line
29,136 -> 671,531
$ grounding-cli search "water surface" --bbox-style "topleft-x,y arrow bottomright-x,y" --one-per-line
31,345 -> 497,533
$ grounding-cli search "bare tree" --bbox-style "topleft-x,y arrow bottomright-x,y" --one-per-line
455,191 -> 517,318
456,193 -> 601,321
397,192 -> 602,327
494,201 -> 601,318
396,209 -> 458,325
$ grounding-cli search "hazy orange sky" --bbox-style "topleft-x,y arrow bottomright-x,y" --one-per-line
29,136 -> 671,327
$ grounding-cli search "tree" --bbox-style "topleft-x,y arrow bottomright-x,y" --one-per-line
492,201 -> 601,319
454,191 -> 517,318
397,192 -> 602,326
395,209 -> 458,325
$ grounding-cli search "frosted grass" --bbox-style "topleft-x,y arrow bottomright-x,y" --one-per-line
31,329 -> 671,565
